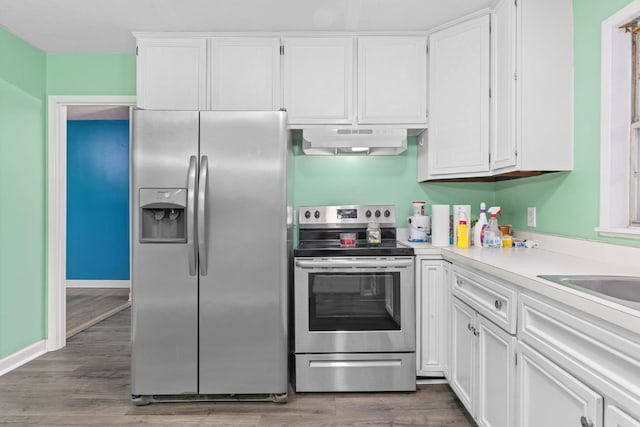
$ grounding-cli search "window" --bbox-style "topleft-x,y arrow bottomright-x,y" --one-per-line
632,29 -> 640,224
598,1 -> 640,238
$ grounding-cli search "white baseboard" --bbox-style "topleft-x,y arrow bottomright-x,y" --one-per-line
513,230 -> 640,269
0,340 -> 47,377
65,280 -> 130,289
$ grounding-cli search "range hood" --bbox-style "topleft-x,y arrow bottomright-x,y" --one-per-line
301,128 -> 407,155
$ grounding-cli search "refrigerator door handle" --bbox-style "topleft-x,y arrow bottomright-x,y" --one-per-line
187,155 -> 198,276
198,155 -> 209,276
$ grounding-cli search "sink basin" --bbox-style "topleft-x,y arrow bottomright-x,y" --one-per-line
538,275 -> 640,308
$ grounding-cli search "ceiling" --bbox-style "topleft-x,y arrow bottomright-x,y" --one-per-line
0,0 -> 491,53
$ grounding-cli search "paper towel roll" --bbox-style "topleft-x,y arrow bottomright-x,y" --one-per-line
453,205 -> 471,246
431,204 -> 450,247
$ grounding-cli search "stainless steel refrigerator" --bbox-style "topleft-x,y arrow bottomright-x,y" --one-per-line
130,110 -> 291,405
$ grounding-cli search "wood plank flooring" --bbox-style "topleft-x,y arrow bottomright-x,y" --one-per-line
0,308 -> 476,426
66,288 -> 130,338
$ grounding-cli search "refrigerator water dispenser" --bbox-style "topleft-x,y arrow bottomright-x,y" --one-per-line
139,188 -> 187,243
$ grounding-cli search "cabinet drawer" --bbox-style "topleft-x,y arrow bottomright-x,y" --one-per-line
452,265 -> 517,333
519,293 -> 640,417
295,353 -> 415,392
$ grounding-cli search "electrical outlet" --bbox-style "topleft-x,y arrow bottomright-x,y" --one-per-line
527,207 -> 537,227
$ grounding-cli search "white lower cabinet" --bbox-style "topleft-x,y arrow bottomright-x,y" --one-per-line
606,404 -> 640,427
517,342 -> 603,427
450,297 -> 476,412
450,296 -> 515,427
444,262 -> 640,427
416,258 -> 449,377
477,315 -> 516,427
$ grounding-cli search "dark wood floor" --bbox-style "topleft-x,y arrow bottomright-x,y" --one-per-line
0,308 -> 476,426
66,288 -> 130,338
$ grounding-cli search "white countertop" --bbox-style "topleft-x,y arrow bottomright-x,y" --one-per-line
401,240 -> 640,336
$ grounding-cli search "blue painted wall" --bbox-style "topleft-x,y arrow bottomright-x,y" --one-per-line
66,120 -> 130,280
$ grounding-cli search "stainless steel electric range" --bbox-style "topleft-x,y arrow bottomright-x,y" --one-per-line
293,205 -> 416,392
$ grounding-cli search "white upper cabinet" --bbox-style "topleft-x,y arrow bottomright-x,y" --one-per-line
283,35 -> 427,127
357,37 -> 427,124
209,37 -> 281,111
283,37 -> 354,125
491,0 -> 574,175
419,0 -> 573,181
136,38 -> 207,110
490,0 -> 517,171
426,14 -> 491,178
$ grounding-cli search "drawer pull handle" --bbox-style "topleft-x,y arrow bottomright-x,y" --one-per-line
494,300 -> 503,310
580,416 -> 593,427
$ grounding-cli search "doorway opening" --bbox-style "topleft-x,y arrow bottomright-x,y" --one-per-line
47,96 -> 136,350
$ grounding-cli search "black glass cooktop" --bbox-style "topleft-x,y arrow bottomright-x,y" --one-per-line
294,240 -> 414,257
295,226 -> 414,257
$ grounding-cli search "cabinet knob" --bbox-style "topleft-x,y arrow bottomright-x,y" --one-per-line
467,323 -> 472,331
457,278 -> 463,285
473,328 -> 479,337
580,416 -> 594,427
494,300 -> 503,310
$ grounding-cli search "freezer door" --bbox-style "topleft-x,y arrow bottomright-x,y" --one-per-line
131,110 -> 199,395
198,111 -> 289,394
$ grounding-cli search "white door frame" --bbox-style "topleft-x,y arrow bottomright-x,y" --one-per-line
47,95 -> 136,351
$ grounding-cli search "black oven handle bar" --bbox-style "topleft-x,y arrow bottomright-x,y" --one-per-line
295,259 -> 413,269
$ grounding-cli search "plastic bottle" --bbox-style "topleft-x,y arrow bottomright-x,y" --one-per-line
456,213 -> 469,249
482,207 -> 503,248
473,202 -> 488,247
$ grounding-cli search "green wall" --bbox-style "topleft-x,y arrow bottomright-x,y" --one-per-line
47,54 -> 136,96
0,29 -> 46,358
0,37 -> 136,359
497,0 -> 638,245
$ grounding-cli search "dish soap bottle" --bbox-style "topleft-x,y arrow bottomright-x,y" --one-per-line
367,220 -> 381,245
482,206 -> 503,248
457,212 -> 469,249
473,202 -> 488,247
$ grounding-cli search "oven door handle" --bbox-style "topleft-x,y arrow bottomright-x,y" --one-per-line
295,259 -> 413,269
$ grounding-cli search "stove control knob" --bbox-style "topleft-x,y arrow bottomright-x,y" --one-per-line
365,210 -> 372,218
384,209 -> 391,218
314,210 -> 321,219
375,209 -> 381,218
304,210 -> 311,219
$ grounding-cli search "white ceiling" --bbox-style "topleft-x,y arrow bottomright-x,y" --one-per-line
0,0 -> 491,53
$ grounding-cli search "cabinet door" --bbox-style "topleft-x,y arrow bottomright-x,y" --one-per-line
416,260 -> 446,376
517,0 -> 573,171
442,260 -> 452,378
490,0 -> 518,172
283,37 -> 354,125
136,38 -> 207,110
477,316 -> 516,427
427,14 -> 490,177
357,36 -> 427,124
517,343 -> 603,427
209,37 -> 281,111
606,404 -> 640,427
450,297 -> 476,415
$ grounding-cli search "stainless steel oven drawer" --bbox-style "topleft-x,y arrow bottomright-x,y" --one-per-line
295,353 -> 416,392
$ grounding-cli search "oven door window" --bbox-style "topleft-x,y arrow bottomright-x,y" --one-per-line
308,272 -> 401,331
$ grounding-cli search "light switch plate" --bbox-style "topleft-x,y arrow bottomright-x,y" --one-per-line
527,207 -> 536,227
